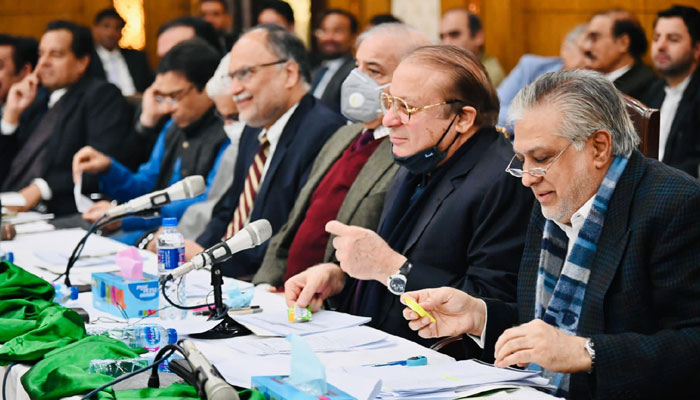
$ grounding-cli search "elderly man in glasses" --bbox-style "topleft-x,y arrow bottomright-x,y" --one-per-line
73,39 -> 229,244
284,45 -> 533,350
402,69 -> 700,398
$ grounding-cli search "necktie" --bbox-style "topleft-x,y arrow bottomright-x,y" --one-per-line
224,133 -> 270,239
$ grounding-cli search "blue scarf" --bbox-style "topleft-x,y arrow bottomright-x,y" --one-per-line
529,156 -> 628,395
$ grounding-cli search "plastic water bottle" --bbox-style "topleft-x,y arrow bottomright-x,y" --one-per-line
157,218 -> 186,320
51,283 -> 79,304
85,324 -> 178,352
87,353 -> 183,377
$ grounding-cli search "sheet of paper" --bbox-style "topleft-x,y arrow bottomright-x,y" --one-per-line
74,177 -> 95,213
4,211 -> 54,225
14,221 -> 55,235
233,309 -> 371,336
0,192 -> 26,207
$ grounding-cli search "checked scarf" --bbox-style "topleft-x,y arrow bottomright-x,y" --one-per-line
529,155 -> 628,396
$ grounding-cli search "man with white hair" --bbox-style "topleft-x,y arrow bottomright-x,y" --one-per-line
403,69 -> 700,398
254,23 -> 429,287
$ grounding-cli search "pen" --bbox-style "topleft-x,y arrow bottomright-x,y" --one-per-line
364,356 -> 427,367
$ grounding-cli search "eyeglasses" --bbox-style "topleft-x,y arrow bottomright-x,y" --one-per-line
154,85 -> 194,107
380,92 -> 461,124
224,59 -> 288,84
505,142 -> 572,178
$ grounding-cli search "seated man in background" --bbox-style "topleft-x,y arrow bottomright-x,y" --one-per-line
285,45 -> 534,347
181,24 -> 345,278
403,69 -> 700,398
497,24 -> 587,129
73,39 -> 228,245
582,9 -> 659,103
256,0 -> 295,31
0,34 -> 37,182
199,0 -> 236,52
0,20 -> 131,216
88,8 -> 153,95
646,5 -> 700,177
253,23 -> 430,288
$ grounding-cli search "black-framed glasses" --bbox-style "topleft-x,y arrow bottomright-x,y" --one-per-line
224,59 -> 288,84
505,142 -> 572,178
380,92 -> 461,124
154,85 -> 194,107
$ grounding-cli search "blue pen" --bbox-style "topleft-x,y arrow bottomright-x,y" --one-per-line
366,355 -> 427,367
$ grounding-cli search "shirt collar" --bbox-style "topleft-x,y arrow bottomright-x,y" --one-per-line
665,74 -> 692,96
48,88 -> 68,109
605,64 -> 633,82
258,101 -> 300,146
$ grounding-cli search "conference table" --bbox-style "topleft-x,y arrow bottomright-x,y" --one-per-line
0,226 -> 558,399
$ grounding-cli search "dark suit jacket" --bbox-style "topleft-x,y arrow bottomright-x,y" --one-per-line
483,151 -> 700,399
253,123 -> 399,286
312,54 -> 355,114
88,47 -> 154,93
197,94 -> 346,277
645,67 -> 700,177
1,77 -> 131,215
613,62 -> 659,105
341,127 -> 534,347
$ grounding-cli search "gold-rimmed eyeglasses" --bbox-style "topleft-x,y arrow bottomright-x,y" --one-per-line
505,142 -> 573,178
380,92 -> 461,124
224,59 -> 288,84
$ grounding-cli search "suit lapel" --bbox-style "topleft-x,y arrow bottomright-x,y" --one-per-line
665,70 -> 700,156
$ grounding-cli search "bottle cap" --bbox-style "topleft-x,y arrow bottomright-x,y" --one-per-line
167,328 -> 178,344
69,286 -> 79,300
162,218 -> 178,227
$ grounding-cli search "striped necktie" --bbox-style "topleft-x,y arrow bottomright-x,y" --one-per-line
224,133 -> 270,239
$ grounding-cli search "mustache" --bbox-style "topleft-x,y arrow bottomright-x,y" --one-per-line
584,51 -> 595,60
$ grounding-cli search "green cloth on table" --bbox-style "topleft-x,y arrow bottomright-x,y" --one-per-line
0,260 -> 55,301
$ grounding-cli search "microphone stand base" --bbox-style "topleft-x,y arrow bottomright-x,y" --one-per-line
189,314 -> 253,339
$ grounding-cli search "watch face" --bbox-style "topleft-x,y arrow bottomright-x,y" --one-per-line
388,275 -> 407,295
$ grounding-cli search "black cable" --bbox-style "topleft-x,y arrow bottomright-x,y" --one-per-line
160,279 -> 215,310
2,362 -> 16,400
147,343 -> 185,389
80,345 -> 184,400
54,214 -> 108,284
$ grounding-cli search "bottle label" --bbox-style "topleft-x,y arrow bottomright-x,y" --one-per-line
158,247 -> 184,271
142,326 -> 162,351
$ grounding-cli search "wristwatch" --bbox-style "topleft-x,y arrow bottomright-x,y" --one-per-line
387,260 -> 412,295
584,338 -> 596,373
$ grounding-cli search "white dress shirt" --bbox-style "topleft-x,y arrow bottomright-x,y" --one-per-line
658,75 -> 691,161
95,45 -> 137,96
605,64 -> 632,83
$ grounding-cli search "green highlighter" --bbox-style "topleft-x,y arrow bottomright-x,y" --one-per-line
402,296 -> 436,323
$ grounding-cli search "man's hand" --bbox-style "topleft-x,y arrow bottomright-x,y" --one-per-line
3,71 -> 39,125
494,319 -> 591,373
325,220 -> 406,284
73,146 -> 111,183
83,201 -> 121,231
402,287 -> 486,339
139,85 -> 168,127
14,184 -> 42,212
284,263 -> 346,312
146,227 -> 164,253
184,240 -> 204,261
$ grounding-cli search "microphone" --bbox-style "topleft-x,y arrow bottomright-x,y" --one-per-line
105,176 -> 206,218
167,219 -> 272,280
181,340 -> 240,400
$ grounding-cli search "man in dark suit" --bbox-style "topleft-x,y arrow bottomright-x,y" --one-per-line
285,46 -> 533,346
646,5 -> 700,177
199,0 -> 236,52
88,8 -> 153,95
582,9 -> 659,104
181,24 -> 345,278
253,23 -> 430,288
403,70 -> 700,399
0,20 -> 131,216
310,9 -> 357,113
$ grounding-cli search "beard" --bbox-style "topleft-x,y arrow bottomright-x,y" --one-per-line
655,50 -> 694,78
541,166 -> 599,224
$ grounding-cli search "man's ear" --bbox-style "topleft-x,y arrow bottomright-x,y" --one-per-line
591,129 -> 613,168
76,55 -> 91,75
283,61 -> 300,89
615,33 -> 631,54
472,30 -> 485,48
454,105 -> 477,134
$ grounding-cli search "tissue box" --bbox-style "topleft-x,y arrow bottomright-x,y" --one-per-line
91,271 -> 159,318
251,376 -> 355,400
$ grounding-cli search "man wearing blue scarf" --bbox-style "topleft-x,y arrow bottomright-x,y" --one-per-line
402,69 -> 700,398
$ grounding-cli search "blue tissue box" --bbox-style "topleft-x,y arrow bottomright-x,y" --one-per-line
251,376 -> 355,400
91,271 -> 159,318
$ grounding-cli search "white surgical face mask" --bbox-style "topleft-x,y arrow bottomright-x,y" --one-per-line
340,68 -> 390,123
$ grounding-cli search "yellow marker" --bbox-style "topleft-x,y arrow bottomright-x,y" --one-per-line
402,296 -> 436,323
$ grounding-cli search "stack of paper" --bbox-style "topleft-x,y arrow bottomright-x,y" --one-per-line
233,309 -> 371,336
344,359 -> 554,398
230,326 -> 393,355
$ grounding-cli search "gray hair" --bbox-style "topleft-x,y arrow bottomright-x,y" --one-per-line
509,69 -> 639,156
564,24 -> 587,46
246,24 -> 312,85
355,23 -> 431,61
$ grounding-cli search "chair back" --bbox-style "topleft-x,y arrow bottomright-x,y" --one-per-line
623,94 -> 660,159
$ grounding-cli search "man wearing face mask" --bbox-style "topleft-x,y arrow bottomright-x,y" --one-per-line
285,45 -> 534,349
253,23 -> 429,288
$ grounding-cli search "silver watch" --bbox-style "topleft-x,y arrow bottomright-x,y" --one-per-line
387,261 -> 412,295
584,338 -> 596,373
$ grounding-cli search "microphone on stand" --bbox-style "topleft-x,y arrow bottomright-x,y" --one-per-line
106,176 -> 206,218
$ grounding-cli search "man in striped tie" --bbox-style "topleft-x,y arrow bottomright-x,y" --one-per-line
184,24 -> 345,279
